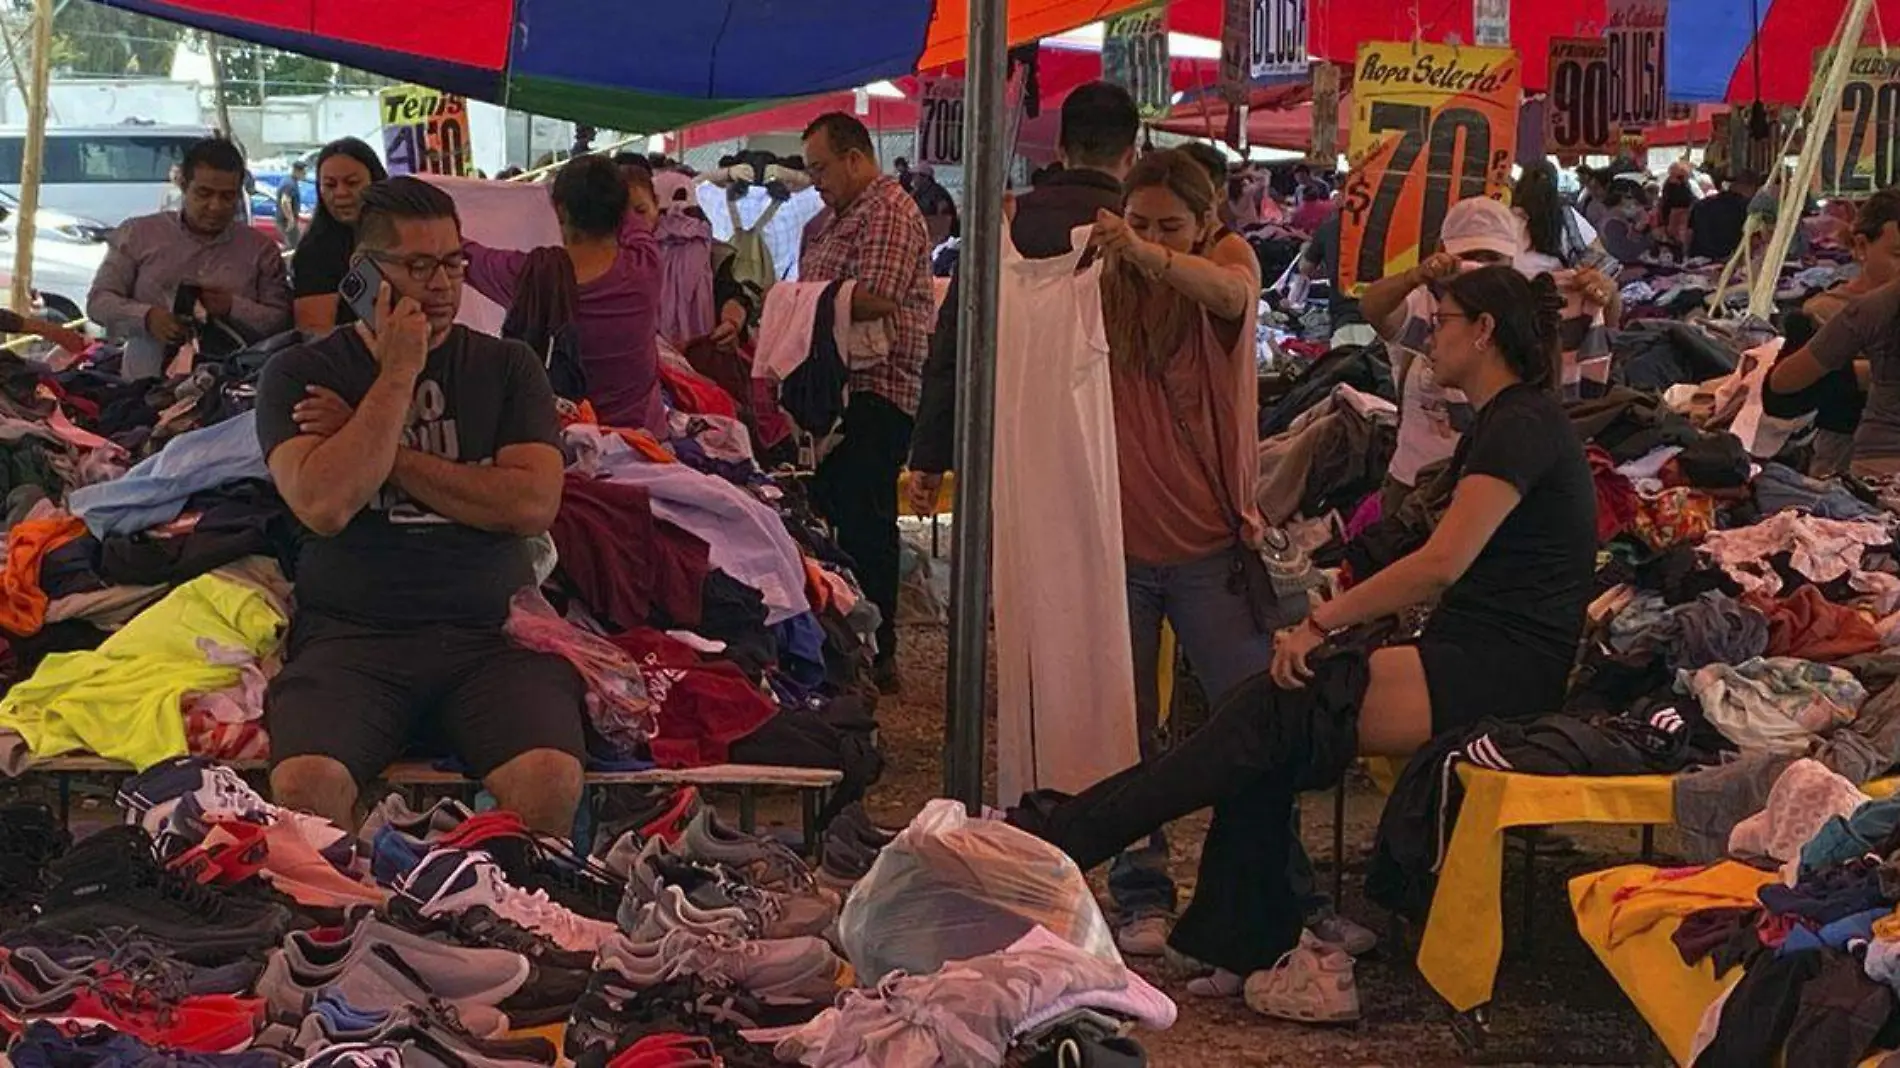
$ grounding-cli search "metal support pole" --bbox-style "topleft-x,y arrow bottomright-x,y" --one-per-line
9,0 -> 50,314
943,0 -> 1008,810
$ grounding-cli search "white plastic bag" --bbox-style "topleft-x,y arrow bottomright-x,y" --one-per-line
836,799 -> 1118,981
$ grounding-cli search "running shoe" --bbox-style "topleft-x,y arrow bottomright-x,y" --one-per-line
7,1020 -> 280,1068
619,838 -> 835,941
597,788 -> 702,878
30,827 -> 294,966
675,808 -> 815,895
391,848 -> 613,965
286,991 -> 556,1067
0,930 -> 260,998
0,947 -> 263,1052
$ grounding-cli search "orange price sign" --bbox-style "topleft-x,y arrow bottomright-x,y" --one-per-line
1338,41 -> 1521,295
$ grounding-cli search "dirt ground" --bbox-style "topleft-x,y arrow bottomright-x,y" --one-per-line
873,616 -> 1673,1068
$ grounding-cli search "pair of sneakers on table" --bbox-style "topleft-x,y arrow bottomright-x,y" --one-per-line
1118,911 -> 1376,1024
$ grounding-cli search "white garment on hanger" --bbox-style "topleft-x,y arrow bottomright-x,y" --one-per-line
423,176 -> 561,336
992,225 -> 1141,804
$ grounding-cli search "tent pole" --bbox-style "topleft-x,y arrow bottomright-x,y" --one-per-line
943,0 -> 1008,810
9,0 -> 50,314
1749,0 -> 1874,316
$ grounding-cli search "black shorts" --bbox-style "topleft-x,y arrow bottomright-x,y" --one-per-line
1416,638 -> 1572,735
266,611 -> 587,784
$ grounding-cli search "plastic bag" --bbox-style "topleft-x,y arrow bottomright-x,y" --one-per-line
836,799 -> 1118,981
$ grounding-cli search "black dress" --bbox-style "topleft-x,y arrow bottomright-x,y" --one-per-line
1416,383 -> 1598,731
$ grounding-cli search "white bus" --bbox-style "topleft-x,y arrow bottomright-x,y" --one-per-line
0,125 -> 219,228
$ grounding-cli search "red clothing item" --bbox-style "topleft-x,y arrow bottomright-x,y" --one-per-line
1744,586 -> 1883,662
611,628 -> 776,768
552,475 -> 710,629
659,363 -> 739,419
1587,446 -> 1638,543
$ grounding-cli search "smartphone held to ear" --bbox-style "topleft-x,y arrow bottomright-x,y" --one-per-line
339,257 -> 384,327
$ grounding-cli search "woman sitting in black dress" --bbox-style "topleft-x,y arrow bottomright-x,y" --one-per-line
1014,264 -> 1598,1023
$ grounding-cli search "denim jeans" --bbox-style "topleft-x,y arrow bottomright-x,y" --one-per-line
1107,548 -> 1327,920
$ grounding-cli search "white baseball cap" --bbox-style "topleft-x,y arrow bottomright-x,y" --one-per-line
1439,196 -> 1523,259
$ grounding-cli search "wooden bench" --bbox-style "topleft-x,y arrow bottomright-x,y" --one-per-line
23,756 -> 843,847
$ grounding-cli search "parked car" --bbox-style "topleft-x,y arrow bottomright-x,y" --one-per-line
0,124 -> 218,228
0,189 -> 110,325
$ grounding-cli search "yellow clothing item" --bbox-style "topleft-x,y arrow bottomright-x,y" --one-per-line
1416,766 -> 1900,1013
0,573 -> 286,770
1571,864 -> 1757,1066
1416,767 -> 1677,1011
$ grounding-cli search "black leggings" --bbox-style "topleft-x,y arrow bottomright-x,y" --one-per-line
1016,653 -> 1369,974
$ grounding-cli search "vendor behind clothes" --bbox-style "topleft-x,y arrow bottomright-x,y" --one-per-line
256,177 -> 584,837
292,138 -> 389,335
1768,187 -> 1900,479
88,136 -> 291,379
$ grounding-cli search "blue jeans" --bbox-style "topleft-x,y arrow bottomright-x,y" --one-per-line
1107,549 -> 1328,920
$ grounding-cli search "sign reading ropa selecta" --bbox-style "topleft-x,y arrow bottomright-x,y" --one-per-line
1339,42 -> 1521,294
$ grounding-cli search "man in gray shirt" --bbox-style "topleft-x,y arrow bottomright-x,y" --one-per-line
89,137 -> 290,379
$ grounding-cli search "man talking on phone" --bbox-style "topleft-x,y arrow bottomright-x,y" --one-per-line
88,136 -> 290,379
255,176 -> 584,837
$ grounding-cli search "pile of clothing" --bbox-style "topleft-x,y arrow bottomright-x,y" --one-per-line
0,331 -> 882,802
0,756 -> 1174,1067
1578,754 -> 1900,1066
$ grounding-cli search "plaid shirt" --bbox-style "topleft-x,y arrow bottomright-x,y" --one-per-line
799,176 -> 934,414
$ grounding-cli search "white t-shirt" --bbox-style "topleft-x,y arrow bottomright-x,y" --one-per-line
1388,288 -> 1472,486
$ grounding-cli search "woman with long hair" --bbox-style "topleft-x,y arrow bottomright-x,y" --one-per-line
291,138 -> 389,334
1016,264 -> 1597,1025
1088,149 -> 1296,957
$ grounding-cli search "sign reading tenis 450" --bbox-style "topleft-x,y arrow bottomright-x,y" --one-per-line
380,85 -> 472,177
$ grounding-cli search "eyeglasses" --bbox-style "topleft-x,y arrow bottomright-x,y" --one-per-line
1429,312 -> 1470,326
365,250 -> 469,282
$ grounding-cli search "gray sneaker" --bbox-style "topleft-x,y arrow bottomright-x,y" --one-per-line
291,998 -> 554,1067
358,794 -> 473,846
257,942 -> 511,1038
619,884 -> 753,941
617,837 -> 836,941
677,808 -> 813,893
278,915 -> 531,1005
595,926 -> 846,1007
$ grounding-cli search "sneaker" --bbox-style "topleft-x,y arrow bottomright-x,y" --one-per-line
598,928 -> 847,1011
276,915 -> 532,1006
256,939 -> 511,1039
436,823 -> 624,925
676,808 -> 813,895
0,804 -> 69,926
292,1043 -> 405,1068
814,835 -> 878,895
1243,931 -> 1361,1024
31,826 -> 294,965
827,803 -> 897,849
1115,914 -> 1170,958
1308,914 -> 1378,957
0,930 -> 260,998
122,759 -> 350,862
392,847 -> 614,962
289,991 -> 556,1067
595,788 -> 702,875
563,976 -> 763,1064
0,948 -> 264,1052
7,1020 -> 280,1068
620,885 -> 754,942
623,838 -> 835,941
358,795 -> 475,846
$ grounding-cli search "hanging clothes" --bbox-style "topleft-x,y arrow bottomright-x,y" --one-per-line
654,212 -> 716,345
991,224 -> 1139,803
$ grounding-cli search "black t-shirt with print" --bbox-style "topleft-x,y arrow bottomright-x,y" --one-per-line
256,324 -> 561,629
1423,383 -> 1597,668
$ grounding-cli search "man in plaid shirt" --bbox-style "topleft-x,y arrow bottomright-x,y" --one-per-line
799,112 -> 936,694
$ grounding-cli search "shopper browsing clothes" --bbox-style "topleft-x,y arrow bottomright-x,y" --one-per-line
88,136 -> 291,379
1769,188 -> 1900,479
1766,188 -> 1900,477
258,177 -> 585,837
462,155 -> 665,436
1012,265 -> 1597,1023
1363,196 -> 1616,514
799,112 -> 936,694
292,137 -> 390,334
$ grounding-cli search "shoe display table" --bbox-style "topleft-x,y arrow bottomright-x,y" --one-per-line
23,756 -> 844,846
